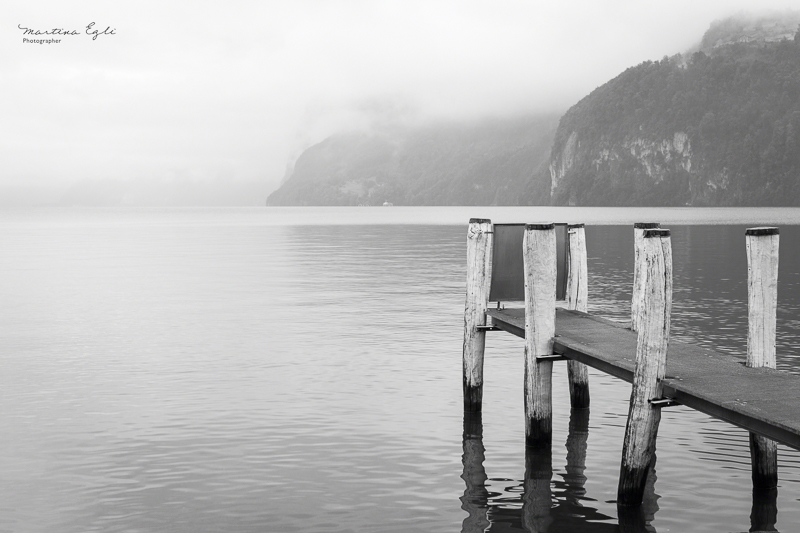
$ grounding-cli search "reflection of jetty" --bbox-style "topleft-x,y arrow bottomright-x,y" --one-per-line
460,410 -> 651,533
461,219 -> 794,519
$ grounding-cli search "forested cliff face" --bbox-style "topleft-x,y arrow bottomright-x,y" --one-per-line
267,115 -> 557,206
549,14 -> 800,206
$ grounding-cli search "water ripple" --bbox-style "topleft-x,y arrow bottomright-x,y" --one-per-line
2,209 -> 800,532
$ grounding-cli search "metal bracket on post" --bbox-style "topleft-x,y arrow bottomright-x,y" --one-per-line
536,354 -> 568,362
649,397 -> 680,408
476,325 -> 500,332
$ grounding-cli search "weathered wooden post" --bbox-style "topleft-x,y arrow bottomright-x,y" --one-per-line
463,218 -> 493,412
746,226 -> 779,489
631,223 -> 661,332
523,223 -> 557,448
566,223 -> 590,408
618,228 -> 672,507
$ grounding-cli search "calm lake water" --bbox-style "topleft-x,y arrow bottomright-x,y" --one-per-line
3,206 -> 800,532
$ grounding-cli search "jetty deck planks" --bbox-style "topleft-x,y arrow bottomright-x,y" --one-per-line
486,306 -> 800,450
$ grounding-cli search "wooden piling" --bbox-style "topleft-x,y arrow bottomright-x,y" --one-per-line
618,228 -> 672,507
523,223 -> 557,448
746,226 -> 779,489
566,223 -> 590,408
463,218 -> 493,412
631,223 -> 661,332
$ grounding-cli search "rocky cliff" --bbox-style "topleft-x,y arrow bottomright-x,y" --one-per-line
548,12 -> 800,206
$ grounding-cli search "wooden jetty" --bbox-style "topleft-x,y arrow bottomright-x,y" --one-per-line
487,306 -> 800,452
462,219 -> 797,508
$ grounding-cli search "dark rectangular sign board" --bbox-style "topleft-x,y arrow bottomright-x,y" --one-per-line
488,223 -> 568,302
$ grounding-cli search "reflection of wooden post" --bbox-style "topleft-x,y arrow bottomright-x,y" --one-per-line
523,223 -> 557,448
617,505 -> 650,533
460,412 -> 490,533
750,488 -> 778,532
642,458 -> 660,521
566,223 -> 589,408
746,227 -> 779,490
618,229 -> 672,507
618,461 -> 659,532
631,223 -> 660,332
463,218 -> 493,412
563,408 -> 589,502
523,447 -> 553,533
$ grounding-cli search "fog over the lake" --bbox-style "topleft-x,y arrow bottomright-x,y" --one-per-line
4,0 -> 799,205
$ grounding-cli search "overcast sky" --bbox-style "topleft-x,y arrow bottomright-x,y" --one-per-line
4,0 -> 799,204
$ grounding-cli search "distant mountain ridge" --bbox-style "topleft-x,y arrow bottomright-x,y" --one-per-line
269,11 -> 800,207
267,115 -> 558,205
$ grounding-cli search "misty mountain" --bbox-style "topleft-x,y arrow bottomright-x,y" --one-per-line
266,115 -> 558,206
270,12 -> 800,207
548,12 -> 800,206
